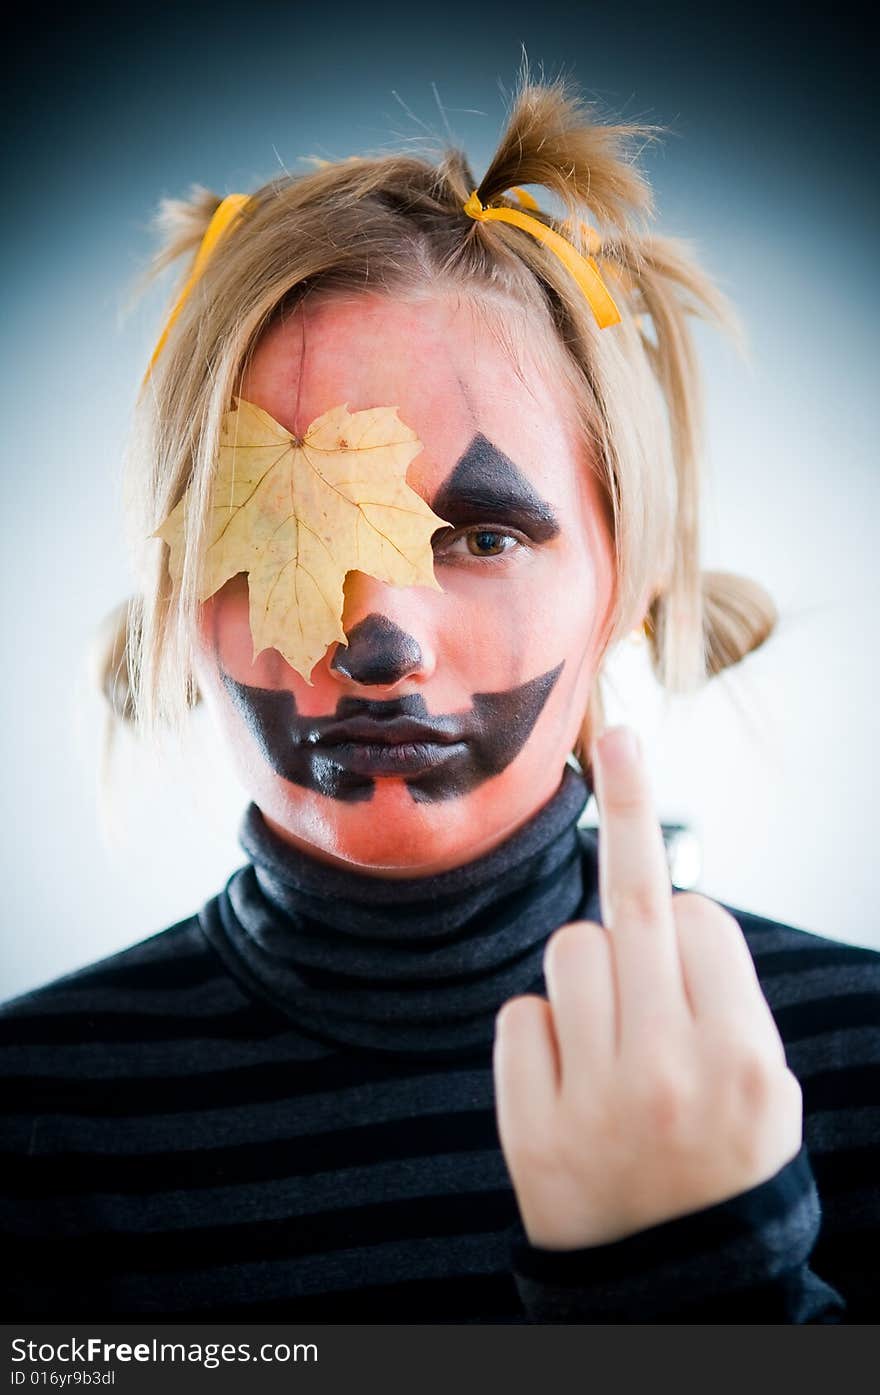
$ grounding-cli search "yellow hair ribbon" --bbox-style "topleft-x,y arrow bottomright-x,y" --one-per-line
510,186 -> 540,210
143,192 -> 251,384
559,215 -> 637,296
517,192 -> 631,292
463,188 -> 621,330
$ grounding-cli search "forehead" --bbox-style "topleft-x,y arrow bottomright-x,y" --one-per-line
239,292 -> 589,507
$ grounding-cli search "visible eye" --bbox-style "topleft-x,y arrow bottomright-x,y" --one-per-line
434,526 -> 528,563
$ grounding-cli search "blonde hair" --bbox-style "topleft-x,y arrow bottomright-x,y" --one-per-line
98,75 -> 776,771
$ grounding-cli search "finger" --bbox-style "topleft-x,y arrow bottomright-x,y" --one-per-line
673,894 -> 788,1062
493,995 -> 559,1154
543,921 -> 617,1082
591,726 -> 690,1043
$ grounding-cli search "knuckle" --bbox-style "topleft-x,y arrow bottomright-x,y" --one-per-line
544,920 -> 604,974
675,896 -> 762,982
732,1046 -> 776,1108
673,892 -> 740,935
779,1066 -> 804,1113
671,891 -> 712,921
603,782 -> 645,816
549,919 -> 604,953
633,1059 -> 693,1135
708,1019 -> 789,1082
725,1044 -> 798,1119
495,994 -> 543,1039
609,884 -> 664,928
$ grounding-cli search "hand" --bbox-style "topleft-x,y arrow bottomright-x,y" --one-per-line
493,725 -> 803,1250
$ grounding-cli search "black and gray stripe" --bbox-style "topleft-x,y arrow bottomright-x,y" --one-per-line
2,770 -> 877,1322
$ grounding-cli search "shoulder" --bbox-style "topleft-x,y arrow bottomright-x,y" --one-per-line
578,824 -> 880,1081
717,906 -> 880,1315
0,913 -> 216,1021
717,901 -> 880,1022
715,903 -> 880,1164
0,902 -> 254,1069
0,901 -> 260,1153
679,897 -> 880,1079
580,821 -> 880,1003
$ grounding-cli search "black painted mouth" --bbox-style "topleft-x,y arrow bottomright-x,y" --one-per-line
220,662 -> 565,804
315,714 -> 464,747
318,739 -> 468,775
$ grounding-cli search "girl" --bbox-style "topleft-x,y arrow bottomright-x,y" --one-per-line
2,79 -> 877,1322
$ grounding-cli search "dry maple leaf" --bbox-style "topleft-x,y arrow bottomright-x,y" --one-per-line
155,397 -> 451,683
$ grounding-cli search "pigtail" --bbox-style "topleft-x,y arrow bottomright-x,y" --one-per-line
91,598 -> 140,725
430,76 -> 659,313
474,79 -> 654,233
631,236 -> 776,688
700,571 -> 778,676
97,187 -> 223,737
135,184 -> 225,289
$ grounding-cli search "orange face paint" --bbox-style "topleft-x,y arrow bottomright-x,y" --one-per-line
195,293 -> 615,875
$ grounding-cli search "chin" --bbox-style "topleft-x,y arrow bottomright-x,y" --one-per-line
255,772 -> 525,878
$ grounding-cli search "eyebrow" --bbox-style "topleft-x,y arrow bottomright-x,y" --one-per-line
430,434 -> 561,542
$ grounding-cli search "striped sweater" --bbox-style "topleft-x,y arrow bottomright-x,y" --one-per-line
2,766 -> 878,1322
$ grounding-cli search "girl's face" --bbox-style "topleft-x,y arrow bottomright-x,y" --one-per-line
194,292 -> 615,875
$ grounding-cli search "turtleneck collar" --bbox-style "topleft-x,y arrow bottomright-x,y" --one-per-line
201,762 -> 599,1058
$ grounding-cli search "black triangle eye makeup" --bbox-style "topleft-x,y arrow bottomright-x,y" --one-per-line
430,434 -> 561,543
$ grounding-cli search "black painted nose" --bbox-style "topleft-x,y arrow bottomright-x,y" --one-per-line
330,614 -> 423,686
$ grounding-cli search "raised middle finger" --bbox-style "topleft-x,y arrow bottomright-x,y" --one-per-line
591,725 -> 691,1048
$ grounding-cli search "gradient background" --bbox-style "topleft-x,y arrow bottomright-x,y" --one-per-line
3,0 -> 877,999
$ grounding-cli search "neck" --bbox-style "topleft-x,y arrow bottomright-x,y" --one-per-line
201,763 -> 599,1058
